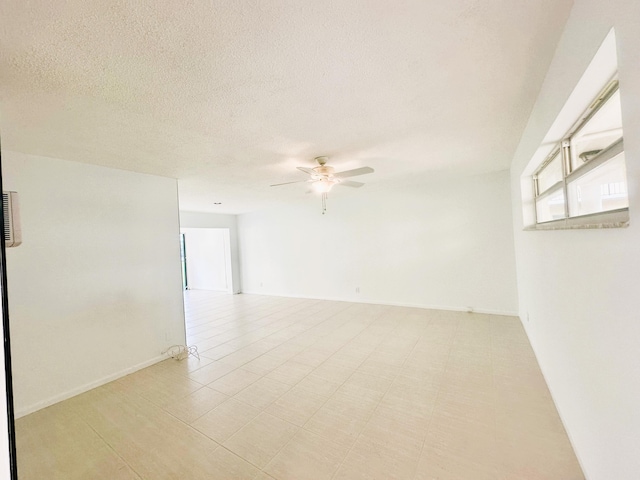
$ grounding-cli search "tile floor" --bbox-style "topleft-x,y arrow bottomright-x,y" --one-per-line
15,290 -> 585,479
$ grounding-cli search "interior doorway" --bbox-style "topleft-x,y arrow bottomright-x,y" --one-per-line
179,228 -> 233,294
179,233 -> 188,290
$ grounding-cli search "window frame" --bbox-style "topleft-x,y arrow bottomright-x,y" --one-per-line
530,79 -> 628,229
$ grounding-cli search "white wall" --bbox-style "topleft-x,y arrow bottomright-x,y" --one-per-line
181,228 -> 232,292
510,2 -> 640,479
0,280 -> 10,478
179,211 -> 241,293
2,151 -> 186,416
238,170 -> 518,315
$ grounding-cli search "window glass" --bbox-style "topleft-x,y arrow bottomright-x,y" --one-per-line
567,152 -> 628,217
570,90 -> 623,172
536,189 -> 565,223
536,150 -> 563,193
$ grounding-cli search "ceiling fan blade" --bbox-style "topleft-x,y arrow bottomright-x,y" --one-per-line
333,166 -> 374,178
338,180 -> 364,188
297,166 -> 319,176
270,180 -> 308,187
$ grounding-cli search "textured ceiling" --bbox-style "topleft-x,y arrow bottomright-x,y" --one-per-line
0,1 -> 573,213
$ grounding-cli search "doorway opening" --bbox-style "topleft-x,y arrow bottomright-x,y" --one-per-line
179,228 -> 233,294
179,233 -> 188,290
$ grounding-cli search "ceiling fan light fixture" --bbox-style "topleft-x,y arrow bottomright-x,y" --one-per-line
313,178 -> 337,193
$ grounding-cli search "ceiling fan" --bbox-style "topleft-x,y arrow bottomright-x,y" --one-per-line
271,156 -> 374,214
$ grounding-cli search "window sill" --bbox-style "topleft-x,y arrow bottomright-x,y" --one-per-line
525,208 -> 629,230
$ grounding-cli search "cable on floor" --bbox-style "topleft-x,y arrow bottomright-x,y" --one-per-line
162,344 -> 200,361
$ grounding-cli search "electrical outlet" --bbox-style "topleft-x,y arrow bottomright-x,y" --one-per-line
355,287 -> 360,293
260,282 -> 263,287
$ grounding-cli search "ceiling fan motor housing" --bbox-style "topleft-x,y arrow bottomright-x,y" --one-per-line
313,165 -> 335,176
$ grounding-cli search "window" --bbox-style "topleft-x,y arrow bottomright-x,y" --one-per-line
532,79 -> 628,228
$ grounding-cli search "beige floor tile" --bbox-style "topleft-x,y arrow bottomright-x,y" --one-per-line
383,380 -> 440,407
291,348 -> 332,367
265,360 -> 315,385
446,354 -> 493,373
438,376 -> 495,402
192,397 -> 261,443
424,414 -> 497,464
329,349 -> 372,366
67,384 -> 224,479
208,368 -> 262,395
268,342 -> 307,361
357,360 -> 402,379
295,374 -> 341,397
377,335 -> 418,354
195,335 -> 231,352
16,292 -> 583,480
496,429 -> 584,480
304,392 -> 378,449
342,370 -> 394,395
163,386 -> 228,424
492,356 -> 544,378
265,385 -> 328,426
264,429 -> 346,480
382,376 -> 435,407
494,366 -> 549,387
187,360 -> 238,385
432,395 -> 495,427
414,447 -> 500,480
242,353 -> 287,376
206,447 -> 261,480
233,376 -> 292,410
218,346 -> 267,368
403,356 -> 449,374
452,334 -> 492,349
224,412 -> 299,468
409,340 -> 450,355
116,368 -> 203,408
448,364 -> 493,384
496,408 -> 566,438
252,472 -> 277,480
311,363 -> 355,384
365,408 -> 430,445
495,391 -> 555,420
334,380 -> 384,403
199,342 -> 240,360
400,370 -> 442,388
16,404 -> 140,480
333,431 -> 421,480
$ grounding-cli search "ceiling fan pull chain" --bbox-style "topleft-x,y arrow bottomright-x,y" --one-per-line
322,192 -> 327,215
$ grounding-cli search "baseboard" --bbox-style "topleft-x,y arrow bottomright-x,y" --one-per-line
15,354 -> 166,418
240,290 -> 518,317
